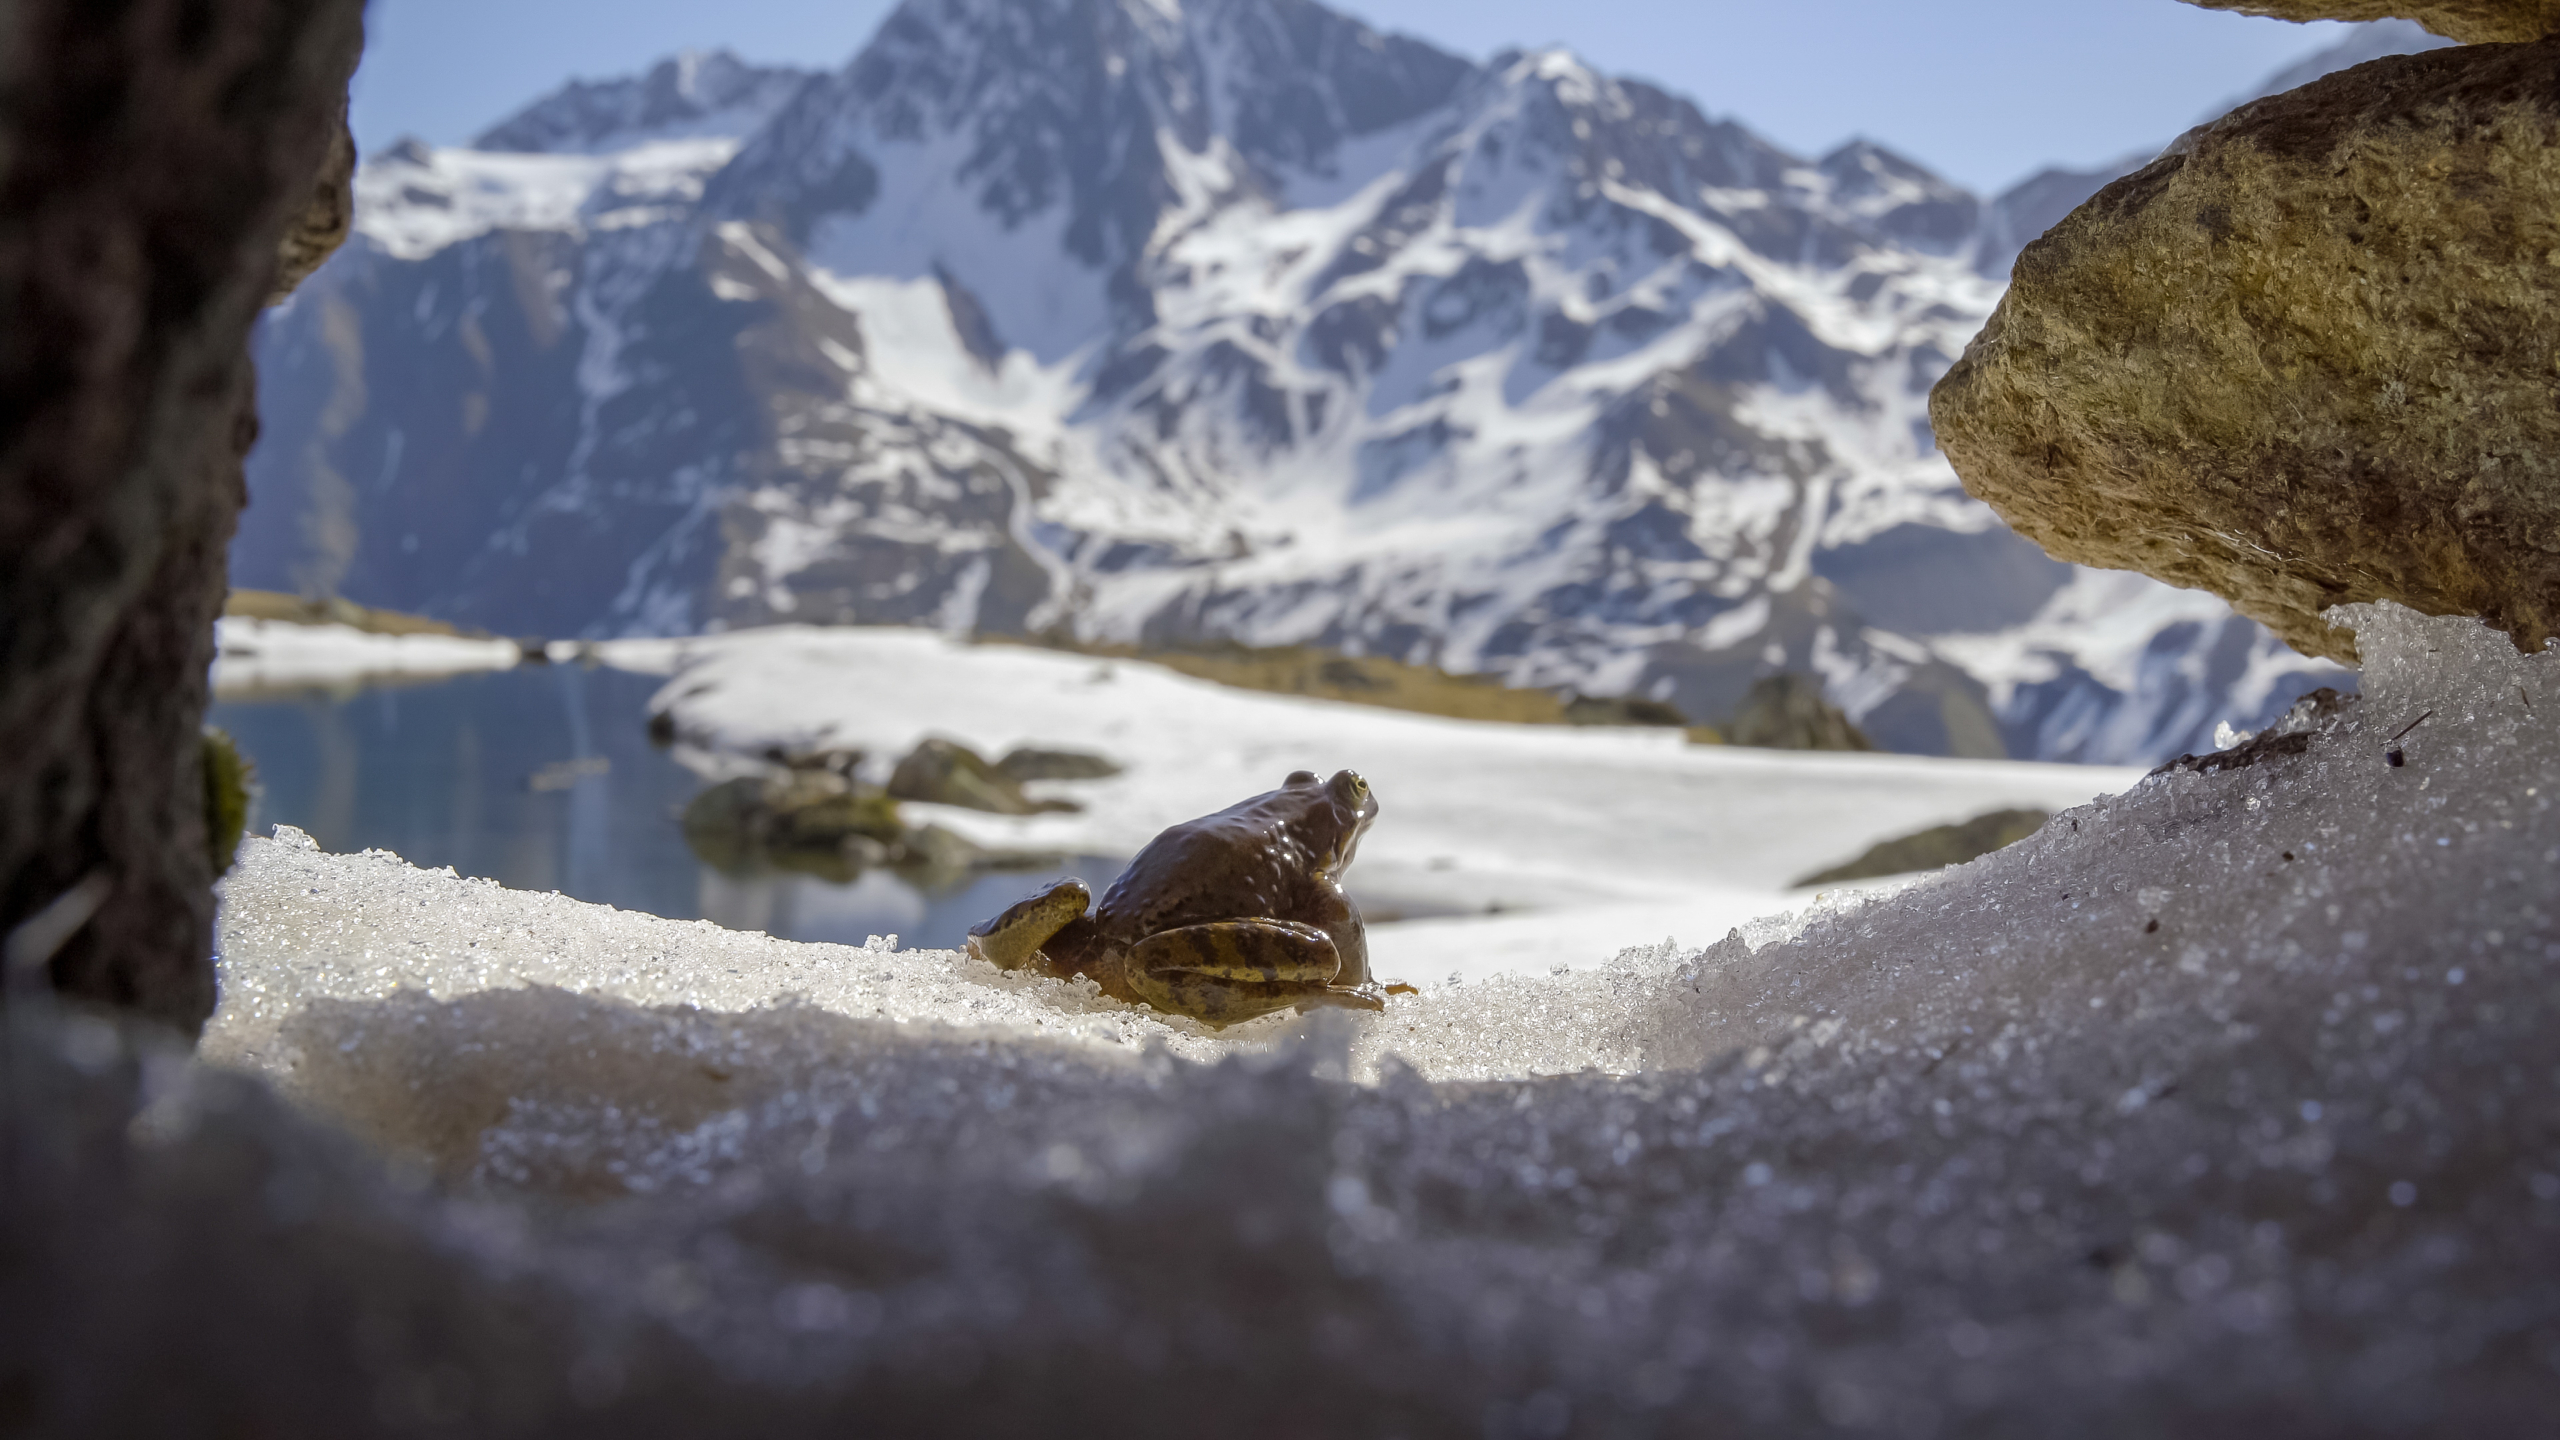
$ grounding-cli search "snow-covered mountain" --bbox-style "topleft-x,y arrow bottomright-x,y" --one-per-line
240,2 -> 2400,764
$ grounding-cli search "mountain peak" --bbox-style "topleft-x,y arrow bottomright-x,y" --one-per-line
472,47 -> 817,155
1816,137 -> 1938,183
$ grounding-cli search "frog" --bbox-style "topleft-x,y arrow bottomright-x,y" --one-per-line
966,768 -> 1410,1028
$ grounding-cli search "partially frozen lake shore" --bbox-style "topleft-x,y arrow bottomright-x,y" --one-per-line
602,627 -> 2142,980
210,615 -> 527,698
65,600 -> 2546,1430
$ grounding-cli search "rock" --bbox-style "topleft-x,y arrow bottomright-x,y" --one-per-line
1931,40 -> 2560,665
679,776 -> 1058,882
993,746 -> 1123,782
765,744 -> 867,780
201,730 -> 256,877
1794,808 -> 2051,887
2181,0 -> 2560,44
0,0 -> 367,1033
681,776 -> 905,865
899,822 -> 986,877
1560,695 -> 1690,727
1721,674 -> 1875,752
887,738 -> 1079,815
270,99 -> 356,303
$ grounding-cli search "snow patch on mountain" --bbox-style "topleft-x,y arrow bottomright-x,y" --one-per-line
351,137 -> 746,260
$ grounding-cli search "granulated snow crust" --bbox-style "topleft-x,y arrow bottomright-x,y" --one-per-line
136,602 -> 2560,1431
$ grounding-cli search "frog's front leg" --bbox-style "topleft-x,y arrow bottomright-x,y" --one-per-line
1123,920 -> 1386,1028
967,879 -> 1092,971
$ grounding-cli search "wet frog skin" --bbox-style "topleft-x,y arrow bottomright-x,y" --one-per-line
967,769 -> 1400,1027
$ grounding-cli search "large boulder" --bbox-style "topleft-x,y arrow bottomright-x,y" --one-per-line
0,0 -> 366,1032
2182,0 -> 2560,43
1931,39 -> 2560,664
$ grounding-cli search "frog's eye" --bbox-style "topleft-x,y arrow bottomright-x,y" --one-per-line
1334,770 -> 1370,804
1285,770 -> 1318,787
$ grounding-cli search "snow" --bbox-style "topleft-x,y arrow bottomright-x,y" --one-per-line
598,625 -> 2136,980
351,138 -> 744,260
137,600 -> 2560,1428
801,125 -> 1119,367
1936,569 -> 2345,763
209,617 -> 524,698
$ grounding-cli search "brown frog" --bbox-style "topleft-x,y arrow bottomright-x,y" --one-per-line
966,769 -> 1408,1027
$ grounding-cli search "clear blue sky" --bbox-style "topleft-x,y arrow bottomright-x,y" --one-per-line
350,0 -> 2358,195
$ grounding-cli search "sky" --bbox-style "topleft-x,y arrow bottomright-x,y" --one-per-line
348,0 -> 2365,196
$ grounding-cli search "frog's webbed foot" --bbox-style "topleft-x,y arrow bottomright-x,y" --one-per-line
967,879 -> 1091,971
1124,920 -> 1385,1028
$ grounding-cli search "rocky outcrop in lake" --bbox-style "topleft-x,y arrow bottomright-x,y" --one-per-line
1715,673 -> 1877,752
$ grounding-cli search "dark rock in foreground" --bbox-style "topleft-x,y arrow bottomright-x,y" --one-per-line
0,0 -> 365,1033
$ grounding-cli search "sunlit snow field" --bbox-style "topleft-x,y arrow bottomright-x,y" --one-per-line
606,627 -> 2145,980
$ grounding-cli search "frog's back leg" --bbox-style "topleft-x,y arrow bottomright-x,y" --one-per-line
1124,920 -> 1385,1028
967,879 -> 1092,971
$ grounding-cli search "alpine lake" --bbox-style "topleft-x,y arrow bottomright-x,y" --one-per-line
211,661 -> 1111,954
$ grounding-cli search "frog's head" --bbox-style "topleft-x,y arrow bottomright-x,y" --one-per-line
1282,768 -> 1379,880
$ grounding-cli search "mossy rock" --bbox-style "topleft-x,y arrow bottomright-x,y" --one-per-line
887,738 -> 1078,815
766,786 -> 906,851
202,728 -> 256,877
1562,695 -> 1689,728
994,746 -> 1123,782
1795,808 -> 2051,887
680,776 -> 908,877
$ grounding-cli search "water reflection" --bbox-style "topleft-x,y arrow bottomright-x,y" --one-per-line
211,664 -> 1112,951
